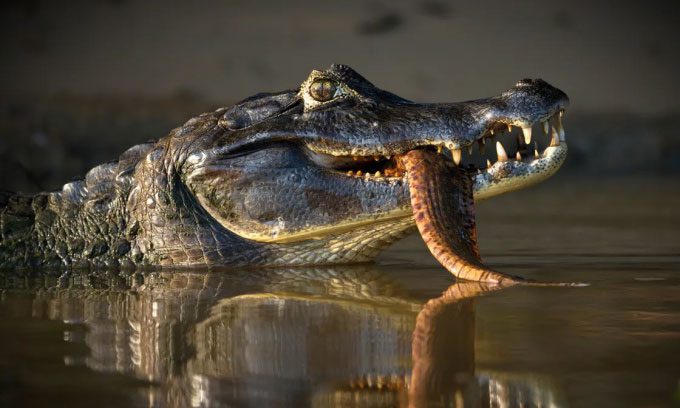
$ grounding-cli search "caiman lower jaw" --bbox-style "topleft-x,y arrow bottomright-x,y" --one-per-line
473,142 -> 567,201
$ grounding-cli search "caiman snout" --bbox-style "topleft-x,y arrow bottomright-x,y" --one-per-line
293,67 -> 571,284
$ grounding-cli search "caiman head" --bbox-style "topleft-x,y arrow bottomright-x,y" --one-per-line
139,64 -> 568,282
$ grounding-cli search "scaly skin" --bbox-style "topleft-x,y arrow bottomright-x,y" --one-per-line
0,64 -> 569,275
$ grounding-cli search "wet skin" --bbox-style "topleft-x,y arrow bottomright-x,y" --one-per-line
0,64 -> 569,282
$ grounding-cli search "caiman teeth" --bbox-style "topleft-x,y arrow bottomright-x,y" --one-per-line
308,148 -> 406,179
451,148 -> 462,165
557,115 -> 566,141
549,110 -> 566,142
549,124 -> 561,146
522,126 -> 532,144
465,110 -> 567,169
496,141 -> 508,161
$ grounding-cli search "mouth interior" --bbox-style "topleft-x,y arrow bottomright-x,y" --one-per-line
460,110 -> 566,170
305,149 -> 407,178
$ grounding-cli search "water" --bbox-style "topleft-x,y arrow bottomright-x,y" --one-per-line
1,177 -> 679,407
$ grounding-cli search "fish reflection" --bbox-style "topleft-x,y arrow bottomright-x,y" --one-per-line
0,267 -> 563,407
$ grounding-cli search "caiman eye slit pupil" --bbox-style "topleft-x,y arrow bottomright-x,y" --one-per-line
309,79 -> 337,102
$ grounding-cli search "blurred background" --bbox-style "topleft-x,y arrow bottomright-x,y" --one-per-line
0,0 -> 678,193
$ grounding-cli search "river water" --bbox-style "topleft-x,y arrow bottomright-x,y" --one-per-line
1,177 -> 679,407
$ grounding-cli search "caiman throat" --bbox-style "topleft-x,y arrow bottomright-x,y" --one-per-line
0,64 -> 569,283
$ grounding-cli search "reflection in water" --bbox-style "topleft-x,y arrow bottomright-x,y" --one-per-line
0,267 -> 562,407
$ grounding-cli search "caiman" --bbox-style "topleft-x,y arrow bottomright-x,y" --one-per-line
0,64 -> 569,283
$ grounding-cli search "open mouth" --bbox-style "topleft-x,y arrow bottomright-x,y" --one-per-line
461,110 -> 565,169
305,147 -> 407,179
305,109 -> 568,285
305,109 -> 566,180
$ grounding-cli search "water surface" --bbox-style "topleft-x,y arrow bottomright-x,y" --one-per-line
1,178 -> 679,407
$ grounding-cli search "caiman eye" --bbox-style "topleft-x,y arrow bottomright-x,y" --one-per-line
309,79 -> 337,102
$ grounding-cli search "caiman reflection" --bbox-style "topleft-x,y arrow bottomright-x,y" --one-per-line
0,267 -> 563,407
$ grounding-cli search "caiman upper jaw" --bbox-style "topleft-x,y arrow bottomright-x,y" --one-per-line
299,78 -> 568,163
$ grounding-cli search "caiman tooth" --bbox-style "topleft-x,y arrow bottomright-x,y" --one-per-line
467,144 -> 473,155
542,120 -> 550,135
437,145 -> 442,154
490,128 -> 494,136
347,170 -> 354,176
496,141 -> 508,161
356,170 -> 363,176
549,126 -> 560,146
557,114 -> 566,141
376,375 -> 386,390
486,159 -> 492,168
478,139 -> 486,154
374,171 -> 381,177
452,148 -> 462,165
507,124 -> 513,132
373,156 -> 380,161
516,151 -> 522,161
522,126 -> 532,144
